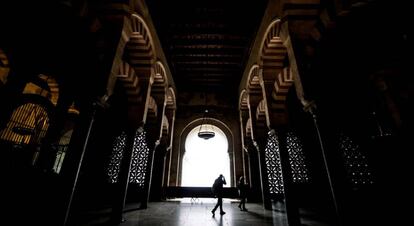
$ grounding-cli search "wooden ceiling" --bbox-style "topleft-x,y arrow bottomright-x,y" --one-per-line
147,0 -> 267,104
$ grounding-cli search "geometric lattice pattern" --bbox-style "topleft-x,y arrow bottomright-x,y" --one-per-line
338,133 -> 374,189
264,131 -> 284,194
129,128 -> 150,186
107,132 -> 127,183
286,132 -> 310,183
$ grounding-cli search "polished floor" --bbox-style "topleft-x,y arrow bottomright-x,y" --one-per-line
74,198 -> 331,226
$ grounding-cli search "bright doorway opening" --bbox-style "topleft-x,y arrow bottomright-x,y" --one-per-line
181,124 -> 230,187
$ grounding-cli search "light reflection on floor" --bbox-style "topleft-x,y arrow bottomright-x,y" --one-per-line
77,198 -> 330,226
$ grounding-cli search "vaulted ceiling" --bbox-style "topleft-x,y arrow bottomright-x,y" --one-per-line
146,0 -> 268,106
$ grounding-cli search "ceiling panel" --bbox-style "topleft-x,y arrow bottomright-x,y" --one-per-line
147,0 -> 268,105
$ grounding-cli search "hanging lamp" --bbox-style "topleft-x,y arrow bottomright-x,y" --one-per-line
198,111 -> 215,140
197,32 -> 215,140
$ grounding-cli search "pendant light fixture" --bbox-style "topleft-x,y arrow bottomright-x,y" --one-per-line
198,35 -> 215,140
198,109 -> 215,139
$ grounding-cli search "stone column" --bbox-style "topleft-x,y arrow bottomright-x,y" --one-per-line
140,134 -> 158,208
142,90 -> 166,206
60,100 -> 103,226
253,135 -> 272,210
245,140 -> 261,203
163,109 -> 175,189
239,106 -> 250,182
149,141 -> 167,201
110,126 -> 138,224
110,76 -> 152,222
304,102 -> 342,226
275,129 -> 301,226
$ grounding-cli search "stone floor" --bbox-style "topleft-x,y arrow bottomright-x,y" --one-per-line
74,198 -> 331,226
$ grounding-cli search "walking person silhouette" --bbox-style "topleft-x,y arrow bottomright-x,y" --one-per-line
237,176 -> 248,211
211,174 -> 226,216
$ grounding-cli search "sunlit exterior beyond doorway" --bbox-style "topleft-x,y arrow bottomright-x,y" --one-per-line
181,124 -> 230,187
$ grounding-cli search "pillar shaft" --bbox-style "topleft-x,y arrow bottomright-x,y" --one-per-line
110,126 -> 137,224
253,135 -> 272,210
276,129 -> 301,226
60,102 -> 98,226
310,112 -> 342,226
140,131 -> 157,208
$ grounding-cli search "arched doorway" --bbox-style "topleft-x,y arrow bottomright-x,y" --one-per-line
181,124 -> 230,187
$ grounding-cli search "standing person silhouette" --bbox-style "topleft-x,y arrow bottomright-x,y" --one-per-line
237,176 -> 248,211
211,174 -> 226,216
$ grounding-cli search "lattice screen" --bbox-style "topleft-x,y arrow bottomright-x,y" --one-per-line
129,128 -> 150,186
107,128 -> 151,186
286,132 -> 309,183
264,131 -> 310,194
264,131 -> 284,194
339,133 -> 374,189
107,132 -> 127,183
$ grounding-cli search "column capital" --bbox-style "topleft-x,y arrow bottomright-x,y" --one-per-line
302,100 -> 317,116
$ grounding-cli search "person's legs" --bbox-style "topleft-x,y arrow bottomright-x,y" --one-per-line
212,199 -> 219,213
241,197 -> 247,211
218,197 -> 225,214
238,197 -> 243,209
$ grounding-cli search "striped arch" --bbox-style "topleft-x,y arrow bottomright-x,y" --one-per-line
22,74 -> 60,106
146,96 -> 158,120
260,19 -> 293,111
150,61 -> 168,120
239,90 -> 249,111
0,49 -> 10,85
246,118 -> 252,138
246,65 -> 261,95
152,61 -> 168,92
260,19 -> 288,78
256,99 -> 267,124
243,65 -> 266,138
272,67 -> 294,109
162,115 -> 169,136
239,89 -> 251,154
126,14 -> 156,76
38,74 -> 59,105
166,87 -> 176,110
116,61 -> 141,103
